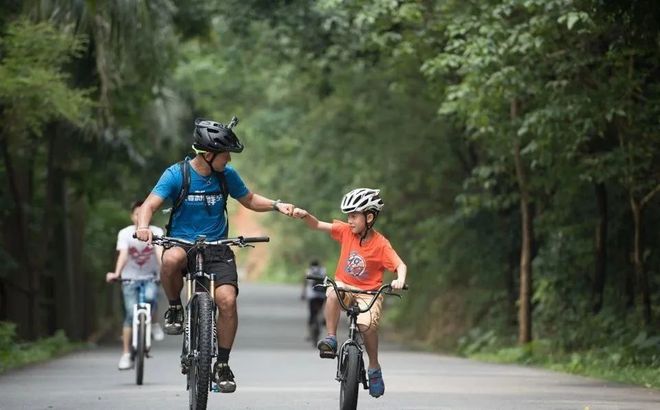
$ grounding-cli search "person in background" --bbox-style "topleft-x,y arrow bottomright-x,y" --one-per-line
301,260 -> 327,342
106,200 -> 165,370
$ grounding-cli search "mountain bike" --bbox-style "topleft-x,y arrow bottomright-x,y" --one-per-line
151,234 -> 269,410
124,279 -> 154,385
312,276 -> 407,410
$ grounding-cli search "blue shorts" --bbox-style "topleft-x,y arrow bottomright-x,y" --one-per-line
121,279 -> 159,327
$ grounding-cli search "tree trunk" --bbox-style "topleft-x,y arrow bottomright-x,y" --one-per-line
1,138 -> 41,339
630,197 -> 652,324
512,99 -> 533,344
592,183 -> 608,314
506,212 -> 518,326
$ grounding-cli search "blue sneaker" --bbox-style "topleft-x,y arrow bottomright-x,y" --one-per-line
368,367 -> 385,398
317,335 -> 337,358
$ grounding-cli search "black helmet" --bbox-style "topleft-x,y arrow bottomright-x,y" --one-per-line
192,118 -> 244,153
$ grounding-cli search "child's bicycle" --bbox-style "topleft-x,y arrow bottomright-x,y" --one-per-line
123,279 -> 154,385
150,234 -> 269,410
311,276 -> 407,410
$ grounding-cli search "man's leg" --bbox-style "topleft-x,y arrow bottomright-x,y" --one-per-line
160,247 -> 186,300
118,283 -> 135,370
161,247 -> 187,335
215,284 -> 238,350
144,280 -> 164,341
122,327 -> 132,354
213,284 -> 238,393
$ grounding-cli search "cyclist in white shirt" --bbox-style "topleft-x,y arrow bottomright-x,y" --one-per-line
106,200 -> 165,370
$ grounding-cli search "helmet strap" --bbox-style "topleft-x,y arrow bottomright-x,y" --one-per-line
359,211 -> 378,246
203,152 -> 218,172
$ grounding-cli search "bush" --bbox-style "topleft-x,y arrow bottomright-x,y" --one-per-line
0,321 -> 78,373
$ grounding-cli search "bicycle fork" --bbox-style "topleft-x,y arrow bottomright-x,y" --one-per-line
335,316 -> 367,389
181,270 -> 218,377
182,274 -> 194,373
132,285 -> 152,353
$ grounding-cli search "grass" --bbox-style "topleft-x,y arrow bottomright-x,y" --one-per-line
469,342 -> 660,389
0,322 -> 84,374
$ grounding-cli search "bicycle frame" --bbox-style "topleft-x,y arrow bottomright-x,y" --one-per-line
131,281 -> 152,353
335,307 -> 365,384
313,277 -> 407,393
183,238 -> 219,369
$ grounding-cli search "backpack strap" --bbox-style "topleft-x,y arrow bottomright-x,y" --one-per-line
216,170 -> 229,236
165,160 -> 191,236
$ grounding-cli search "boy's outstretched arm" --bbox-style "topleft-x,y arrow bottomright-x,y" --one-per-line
292,207 -> 332,233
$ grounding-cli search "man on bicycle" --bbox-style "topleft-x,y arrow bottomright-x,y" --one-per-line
106,200 -> 165,370
135,117 -> 296,393
301,260 -> 327,342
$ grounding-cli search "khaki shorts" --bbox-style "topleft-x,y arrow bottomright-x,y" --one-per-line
328,281 -> 384,332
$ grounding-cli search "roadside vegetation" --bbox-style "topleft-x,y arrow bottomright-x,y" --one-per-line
0,322 -> 82,373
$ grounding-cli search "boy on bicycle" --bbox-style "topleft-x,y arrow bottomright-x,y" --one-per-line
292,188 -> 407,398
106,200 -> 165,370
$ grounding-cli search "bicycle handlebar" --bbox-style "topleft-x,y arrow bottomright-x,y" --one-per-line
145,234 -> 270,249
308,276 -> 408,314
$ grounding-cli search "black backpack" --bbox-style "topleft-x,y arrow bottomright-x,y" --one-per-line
165,159 -> 229,236
307,266 -> 326,287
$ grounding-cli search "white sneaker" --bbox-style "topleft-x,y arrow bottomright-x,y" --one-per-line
118,352 -> 133,370
152,322 -> 165,341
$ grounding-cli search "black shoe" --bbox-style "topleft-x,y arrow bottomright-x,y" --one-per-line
213,362 -> 236,393
163,305 -> 184,335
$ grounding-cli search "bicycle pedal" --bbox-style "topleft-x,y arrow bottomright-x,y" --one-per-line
319,350 -> 336,359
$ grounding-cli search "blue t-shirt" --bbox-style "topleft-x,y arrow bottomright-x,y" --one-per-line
152,162 -> 249,241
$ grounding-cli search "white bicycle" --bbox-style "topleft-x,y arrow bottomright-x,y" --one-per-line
123,279 -> 153,385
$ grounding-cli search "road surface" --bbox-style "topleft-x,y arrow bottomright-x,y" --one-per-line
0,283 -> 658,409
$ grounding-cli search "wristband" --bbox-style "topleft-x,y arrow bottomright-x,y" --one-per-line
271,199 -> 282,211
136,226 -> 150,231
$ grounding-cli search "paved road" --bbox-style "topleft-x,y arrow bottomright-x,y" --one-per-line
1,283 -> 658,410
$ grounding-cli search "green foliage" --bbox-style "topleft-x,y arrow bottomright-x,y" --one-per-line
469,333 -> 660,388
0,322 -> 80,373
0,19 -> 93,138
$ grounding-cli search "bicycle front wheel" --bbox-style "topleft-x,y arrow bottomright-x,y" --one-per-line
135,312 -> 146,385
339,344 -> 361,410
188,293 -> 214,410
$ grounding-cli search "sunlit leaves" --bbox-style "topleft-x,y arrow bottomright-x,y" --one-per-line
0,19 -> 93,139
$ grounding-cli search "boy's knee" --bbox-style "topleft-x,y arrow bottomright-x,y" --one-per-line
358,323 -> 377,334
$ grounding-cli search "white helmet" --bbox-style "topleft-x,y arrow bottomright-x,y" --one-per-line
340,188 -> 384,214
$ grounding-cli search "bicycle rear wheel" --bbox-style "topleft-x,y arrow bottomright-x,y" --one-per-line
135,312 -> 146,385
188,293 -> 213,410
339,344 -> 360,410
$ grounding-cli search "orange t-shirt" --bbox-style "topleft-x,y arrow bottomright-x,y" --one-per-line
330,220 -> 403,290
